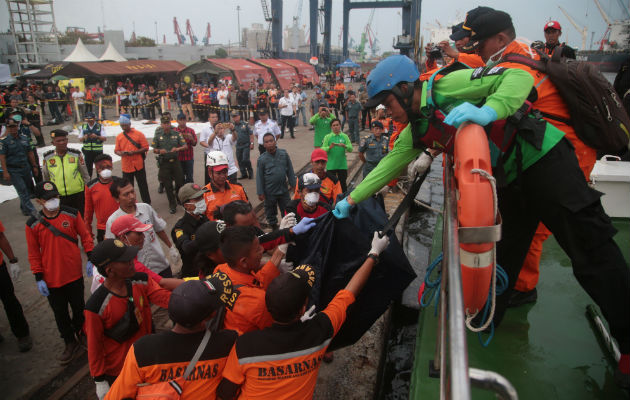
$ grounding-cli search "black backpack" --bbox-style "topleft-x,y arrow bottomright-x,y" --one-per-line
503,49 -> 630,153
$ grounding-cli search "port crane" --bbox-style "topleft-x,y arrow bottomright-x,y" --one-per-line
558,6 -> 588,50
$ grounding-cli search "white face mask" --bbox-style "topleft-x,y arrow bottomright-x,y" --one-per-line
485,45 -> 507,67
304,192 -> 320,207
44,198 -> 60,211
99,168 -> 112,179
192,199 -> 207,215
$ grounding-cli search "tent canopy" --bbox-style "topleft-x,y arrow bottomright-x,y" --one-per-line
178,60 -> 233,85
99,42 -> 127,62
281,59 -> 320,84
179,59 -> 231,77
63,38 -> 99,62
208,58 -> 272,87
250,58 -> 298,90
336,58 -> 360,68
54,60 -> 186,78
22,62 -> 69,79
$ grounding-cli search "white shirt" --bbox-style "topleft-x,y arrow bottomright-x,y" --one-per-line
217,89 -> 229,106
211,133 -> 238,176
117,86 -> 128,100
278,96 -> 295,117
72,91 -> 85,105
253,119 -> 281,145
105,203 -> 169,273
199,123 -> 215,154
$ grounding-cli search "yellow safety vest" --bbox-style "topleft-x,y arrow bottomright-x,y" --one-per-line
43,149 -> 85,196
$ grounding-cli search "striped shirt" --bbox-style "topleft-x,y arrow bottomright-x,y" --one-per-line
176,126 -> 197,161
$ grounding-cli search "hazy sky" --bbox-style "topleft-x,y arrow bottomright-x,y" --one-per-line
0,0 -> 627,52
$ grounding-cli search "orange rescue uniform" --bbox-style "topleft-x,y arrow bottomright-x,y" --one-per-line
84,272 -> 171,379
219,290 -> 355,400
26,207 -> 94,288
114,128 -> 149,173
105,329 -> 237,400
84,178 -> 120,231
203,181 -> 249,220
293,172 -> 343,206
214,260 -> 280,335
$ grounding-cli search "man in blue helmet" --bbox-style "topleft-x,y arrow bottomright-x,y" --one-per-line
332,12 -> 630,384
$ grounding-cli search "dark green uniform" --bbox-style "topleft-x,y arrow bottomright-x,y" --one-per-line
151,127 -> 185,210
358,134 -> 389,178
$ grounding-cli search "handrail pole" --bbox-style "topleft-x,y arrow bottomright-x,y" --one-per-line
443,155 -> 471,400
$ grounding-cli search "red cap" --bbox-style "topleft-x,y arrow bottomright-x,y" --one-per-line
111,214 -> 152,236
311,148 -> 328,162
211,164 -> 228,172
544,21 -> 561,31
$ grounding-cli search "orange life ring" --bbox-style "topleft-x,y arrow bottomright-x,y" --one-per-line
454,123 -> 495,314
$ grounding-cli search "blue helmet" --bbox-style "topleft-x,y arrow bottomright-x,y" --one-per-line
365,55 -> 420,108
85,111 -> 96,119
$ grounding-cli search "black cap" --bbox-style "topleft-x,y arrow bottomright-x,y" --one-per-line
461,7 -> 513,52
265,265 -> 315,323
258,109 -> 268,115
160,115 -> 171,124
194,221 -> 226,252
50,129 -> 68,138
34,181 -> 59,200
449,22 -> 470,41
89,239 -> 139,268
168,272 -> 234,328
371,120 -> 384,129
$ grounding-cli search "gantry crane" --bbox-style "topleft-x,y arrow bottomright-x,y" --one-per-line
173,17 -> 185,44
186,19 -> 198,45
558,6 -> 588,50
203,23 -> 211,45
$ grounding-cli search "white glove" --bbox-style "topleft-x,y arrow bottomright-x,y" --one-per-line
168,246 -> 181,265
300,305 -> 317,322
407,152 -> 433,180
369,231 -> 390,256
280,212 -> 297,230
278,243 -> 289,254
8,262 -> 21,281
95,381 -> 110,400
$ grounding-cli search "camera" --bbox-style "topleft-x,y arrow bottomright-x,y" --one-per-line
429,45 -> 443,59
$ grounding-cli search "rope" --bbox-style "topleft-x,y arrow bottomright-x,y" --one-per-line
420,252 -> 443,316
464,168 -> 499,333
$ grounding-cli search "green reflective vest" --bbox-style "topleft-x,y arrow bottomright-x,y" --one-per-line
43,149 -> 85,196
81,123 -> 103,152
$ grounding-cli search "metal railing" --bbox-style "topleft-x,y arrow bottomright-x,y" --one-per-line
433,154 -> 518,400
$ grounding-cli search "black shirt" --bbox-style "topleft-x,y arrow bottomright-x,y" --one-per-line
171,212 -> 209,278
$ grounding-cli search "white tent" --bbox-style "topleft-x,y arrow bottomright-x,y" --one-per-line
99,42 -> 127,62
63,38 -> 99,62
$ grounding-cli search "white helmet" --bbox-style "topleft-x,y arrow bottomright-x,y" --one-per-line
376,104 -> 386,111
206,151 -> 228,167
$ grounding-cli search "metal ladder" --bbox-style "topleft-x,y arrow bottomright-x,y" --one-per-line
431,154 -> 519,400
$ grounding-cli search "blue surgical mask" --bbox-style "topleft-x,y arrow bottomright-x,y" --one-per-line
486,45 -> 507,67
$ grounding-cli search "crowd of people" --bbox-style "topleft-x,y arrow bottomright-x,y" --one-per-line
0,5 -> 629,399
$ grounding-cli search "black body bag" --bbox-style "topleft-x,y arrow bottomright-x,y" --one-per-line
287,196 -> 416,351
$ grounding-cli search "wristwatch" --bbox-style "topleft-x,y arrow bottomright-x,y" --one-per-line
367,253 -> 379,263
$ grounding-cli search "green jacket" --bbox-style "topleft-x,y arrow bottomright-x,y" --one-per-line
350,67 -> 565,203
309,114 -> 334,147
321,132 -> 353,170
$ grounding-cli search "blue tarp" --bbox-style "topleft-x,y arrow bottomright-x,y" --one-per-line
336,58 -> 360,68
